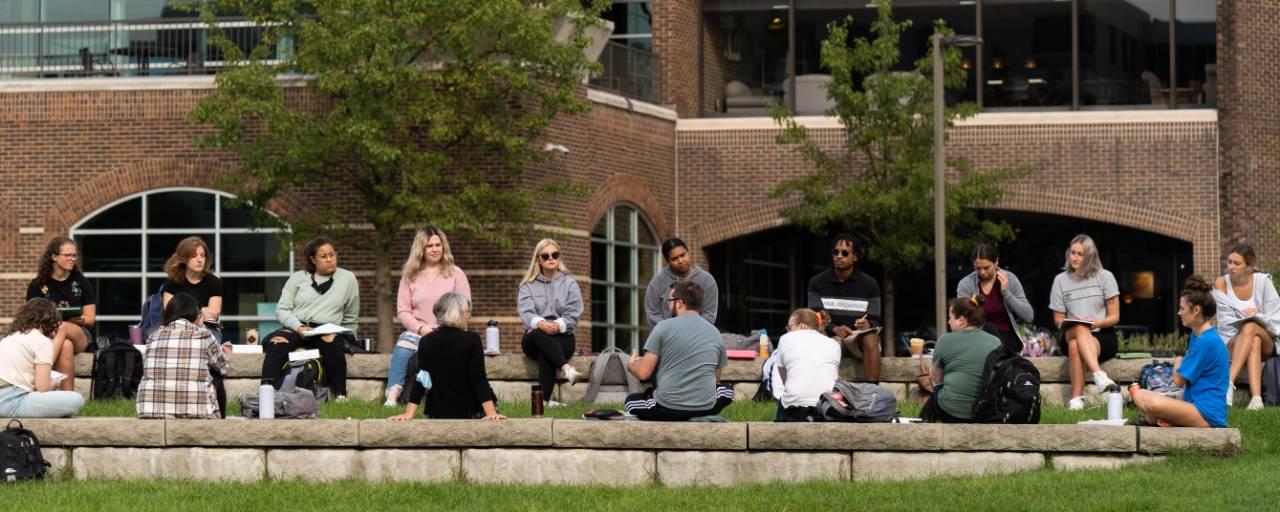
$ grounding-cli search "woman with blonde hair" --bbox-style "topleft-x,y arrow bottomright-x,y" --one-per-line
161,236 -> 223,341
385,226 -> 471,406
517,239 -> 584,406
1048,234 -> 1121,410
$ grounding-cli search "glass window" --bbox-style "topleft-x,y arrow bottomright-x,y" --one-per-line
71,189 -> 291,343
589,204 -> 660,353
704,1 -> 791,115
1078,1 -> 1170,107
602,0 -> 652,51
1174,0 -> 1215,107
983,1 -> 1073,109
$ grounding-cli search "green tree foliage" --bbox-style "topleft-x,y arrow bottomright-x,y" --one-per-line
770,0 -> 1027,341
189,0 -> 607,349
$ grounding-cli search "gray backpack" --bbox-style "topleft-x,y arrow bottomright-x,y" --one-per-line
583,347 -> 644,403
817,380 -> 897,422
239,388 -> 320,419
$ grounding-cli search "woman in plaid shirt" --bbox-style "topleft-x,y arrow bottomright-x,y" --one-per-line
136,293 -> 229,419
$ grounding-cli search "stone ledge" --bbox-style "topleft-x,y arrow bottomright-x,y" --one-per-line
1,417 -> 166,447
462,448 -> 655,486
167,419 -> 359,447
938,424 -> 1136,452
358,418 -> 553,447
553,420 -> 747,450
851,451 -> 1045,481
748,422 -> 946,451
73,447 -> 264,482
658,451 -> 849,487
1138,427 -> 1242,455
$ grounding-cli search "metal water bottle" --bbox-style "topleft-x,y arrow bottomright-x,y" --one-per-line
258,384 -> 275,419
530,384 -> 545,417
1106,385 -> 1123,421
485,319 -> 500,355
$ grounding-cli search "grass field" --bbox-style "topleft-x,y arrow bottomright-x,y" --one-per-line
6,400 -> 1278,511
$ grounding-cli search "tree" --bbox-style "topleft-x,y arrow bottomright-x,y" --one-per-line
769,0 -> 1026,349
189,0 -> 607,351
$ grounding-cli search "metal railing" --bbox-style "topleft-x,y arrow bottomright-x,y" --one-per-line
0,18 -> 284,78
590,41 -> 659,104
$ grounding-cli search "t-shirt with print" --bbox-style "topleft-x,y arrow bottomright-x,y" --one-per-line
643,314 -> 728,411
165,274 -> 224,309
1048,269 -> 1119,324
26,271 -> 97,309
1178,326 -> 1229,428
0,329 -> 56,392
806,268 -> 882,336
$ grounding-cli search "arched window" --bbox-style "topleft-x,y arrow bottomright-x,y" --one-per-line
70,188 -> 291,343
590,204 -> 660,352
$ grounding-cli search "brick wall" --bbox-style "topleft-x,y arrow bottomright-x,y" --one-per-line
652,0 -> 700,117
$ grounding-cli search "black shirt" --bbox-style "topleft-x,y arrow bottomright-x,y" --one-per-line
26,271 -> 97,308
806,268 -> 882,336
165,274 -> 224,308
409,326 -> 497,419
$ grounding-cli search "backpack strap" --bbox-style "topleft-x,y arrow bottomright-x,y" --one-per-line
121,348 -> 139,398
583,347 -> 619,403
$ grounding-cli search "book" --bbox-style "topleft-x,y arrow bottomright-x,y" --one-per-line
231,344 -> 264,354
1058,318 -> 1095,331
57,307 -> 81,320
1228,315 -> 1278,338
288,349 -> 321,361
840,326 -> 882,343
726,349 -> 758,360
301,323 -> 351,337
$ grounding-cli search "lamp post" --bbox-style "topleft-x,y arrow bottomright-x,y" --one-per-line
932,34 -> 981,338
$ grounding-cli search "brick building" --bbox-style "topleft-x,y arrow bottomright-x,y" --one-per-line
0,1 -> 1262,351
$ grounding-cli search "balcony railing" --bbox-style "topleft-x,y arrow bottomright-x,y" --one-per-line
590,41 -> 659,104
0,18 -> 284,78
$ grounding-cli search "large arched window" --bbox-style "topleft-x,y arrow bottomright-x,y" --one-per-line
590,204 -> 659,352
70,188 -> 291,343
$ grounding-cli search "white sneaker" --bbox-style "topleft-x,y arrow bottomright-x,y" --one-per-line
1092,371 -> 1116,391
1247,395 -> 1264,411
1227,384 -> 1236,407
546,400 -> 567,408
562,366 -> 583,386
382,399 -> 398,408
334,395 -> 349,403
1068,396 -> 1085,410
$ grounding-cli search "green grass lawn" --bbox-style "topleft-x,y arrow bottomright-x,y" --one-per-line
9,400 -> 1279,511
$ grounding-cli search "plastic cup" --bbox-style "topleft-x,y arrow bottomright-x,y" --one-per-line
910,337 -> 925,357
128,325 -> 144,345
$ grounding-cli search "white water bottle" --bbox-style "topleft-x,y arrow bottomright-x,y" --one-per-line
258,384 -> 275,419
485,320 -> 500,355
1106,385 -> 1123,421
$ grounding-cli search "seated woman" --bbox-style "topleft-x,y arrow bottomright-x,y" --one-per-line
388,293 -> 504,421
386,226 -> 471,406
920,297 -> 1001,423
1129,276 -> 1228,428
774,308 -> 841,422
0,298 -> 86,418
956,243 -> 1034,354
1212,243 -> 1280,410
161,236 -> 227,415
25,237 -> 96,391
517,239 -> 584,407
260,237 -> 360,401
1049,234 -> 1121,410
136,293 -> 229,419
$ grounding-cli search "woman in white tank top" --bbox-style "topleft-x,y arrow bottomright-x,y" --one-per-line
1212,243 -> 1280,411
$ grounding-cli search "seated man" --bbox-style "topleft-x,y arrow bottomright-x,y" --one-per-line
625,281 -> 733,421
774,308 -> 841,422
807,234 -> 882,383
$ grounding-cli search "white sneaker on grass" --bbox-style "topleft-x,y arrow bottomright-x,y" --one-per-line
546,400 -> 567,408
1227,384 -> 1236,407
1068,396 -> 1085,410
1247,395 -> 1264,411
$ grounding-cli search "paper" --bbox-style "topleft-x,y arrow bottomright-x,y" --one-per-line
301,323 -> 351,337
288,349 -> 321,361
1078,419 -> 1127,426
1228,315 -> 1277,338
50,370 -> 68,386
231,344 -> 264,354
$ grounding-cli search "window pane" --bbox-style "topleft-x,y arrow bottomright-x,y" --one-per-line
615,207 -> 634,243
1,1 -> 39,24
637,218 -> 657,247
614,287 -> 634,327
638,248 -> 657,288
79,197 -> 141,230
591,241 -> 609,281
592,215 -> 608,238
147,190 -> 215,229
44,0 -> 109,22
703,2 -> 790,115
147,233 -> 215,272
1174,0 -> 1215,107
222,276 -> 289,317
221,234 -> 289,272
78,234 -> 141,272
1079,0 -> 1170,107
91,277 -> 142,316
983,1 -> 1073,108
591,283 -> 609,328
614,244 -> 633,284
220,197 -> 283,229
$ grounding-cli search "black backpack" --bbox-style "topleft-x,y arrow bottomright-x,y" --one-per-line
972,345 -> 1042,424
0,420 -> 49,482
273,359 -> 329,403
91,339 -> 144,400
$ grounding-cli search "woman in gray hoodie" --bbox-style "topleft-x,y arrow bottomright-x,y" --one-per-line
955,243 -> 1033,354
517,239 -> 584,406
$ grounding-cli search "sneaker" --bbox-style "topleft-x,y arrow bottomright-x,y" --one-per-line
1092,371 -> 1116,391
562,365 -> 583,386
546,400 -> 567,408
1227,384 -> 1236,407
1247,395 -> 1264,411
1068,396 -> 1085,410
334,395 -> 349,403
383,399 -> 398,408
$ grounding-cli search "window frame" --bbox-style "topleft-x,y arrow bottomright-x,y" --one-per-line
590,203 -> 660,353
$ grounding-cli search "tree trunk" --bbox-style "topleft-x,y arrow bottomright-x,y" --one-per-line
375,243 -> 395,353
882,271 -> 896,358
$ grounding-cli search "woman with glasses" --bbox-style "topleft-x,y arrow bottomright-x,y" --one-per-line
259,237 -> 360,401
517,238 -> 584,406
26,237 -> 96,391
955,243 -> 1034,354
385,227 -> 471,406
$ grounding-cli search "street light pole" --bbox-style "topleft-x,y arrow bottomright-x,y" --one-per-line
932,34 -> 980,339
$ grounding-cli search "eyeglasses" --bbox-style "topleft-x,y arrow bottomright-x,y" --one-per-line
539,251 -> 561,261
664,297 -> 683,303
57,253 -> 78,259
832,249 -> 850,257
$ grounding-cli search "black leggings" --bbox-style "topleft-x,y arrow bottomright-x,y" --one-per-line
260,328 -> 349,396
521,330 -> 575,397
210,366 -> 227,419
921,393 -> 971,423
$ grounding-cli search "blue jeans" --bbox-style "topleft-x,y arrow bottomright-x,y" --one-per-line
386,331 -> 420,392
0,385 -> 85,418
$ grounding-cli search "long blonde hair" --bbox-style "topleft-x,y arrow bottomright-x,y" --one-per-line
521,238 -> 570,285
402,226 -> 455,281
1064,233 -> 1103,278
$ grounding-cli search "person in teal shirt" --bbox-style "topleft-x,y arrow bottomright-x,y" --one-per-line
1130,276 -> 1229,428
921,296 -> 1001,423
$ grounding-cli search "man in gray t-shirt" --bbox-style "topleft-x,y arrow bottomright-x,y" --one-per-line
625,281 -> 733,420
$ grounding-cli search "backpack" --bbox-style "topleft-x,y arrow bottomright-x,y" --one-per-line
273,358 -> 329,403
816,380 -> 897,422
583,347 -> 644,403
751,353 -> 782,402
1264,357 -> 1280,406
240,388 -> 320,419
0,420 -> 49,482
1139,361 -> 1180,398
91,339 -> 144,400
139,282 -> 166,338
972,345 -> 1042,424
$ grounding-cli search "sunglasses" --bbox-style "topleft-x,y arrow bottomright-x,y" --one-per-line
539,251 -> 561,261
832,249 -> 851,257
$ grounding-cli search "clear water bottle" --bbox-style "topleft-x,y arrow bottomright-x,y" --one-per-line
485,319 -> 500,355
258,384 -> 275,419
758,329 -> 770,359
1106,385 -> 1123,421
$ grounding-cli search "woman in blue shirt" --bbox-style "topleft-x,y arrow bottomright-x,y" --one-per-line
1129,276 -> 1229,428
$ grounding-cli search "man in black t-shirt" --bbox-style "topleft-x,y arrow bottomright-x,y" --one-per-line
806,234 -> 881,383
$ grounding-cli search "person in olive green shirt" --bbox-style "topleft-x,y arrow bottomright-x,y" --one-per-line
922,297 -> 1001,423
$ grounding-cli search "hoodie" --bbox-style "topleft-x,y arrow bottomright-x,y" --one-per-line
644,265 -> 719,328
517,271 -> 584,335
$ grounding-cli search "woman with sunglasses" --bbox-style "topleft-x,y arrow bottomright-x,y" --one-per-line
955,243 -> 1033,354
259,237 -> 360,401
517,239 -> 584,406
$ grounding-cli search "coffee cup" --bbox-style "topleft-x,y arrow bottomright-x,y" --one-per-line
910,337 -> 925,357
